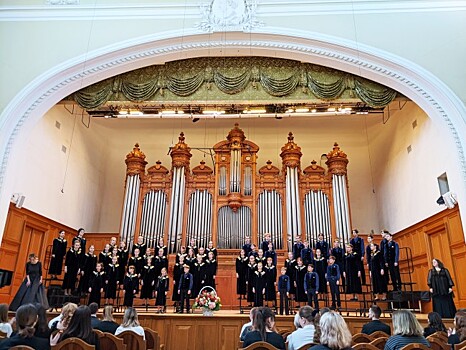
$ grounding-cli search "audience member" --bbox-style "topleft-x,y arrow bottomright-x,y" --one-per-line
94,305 -> 119,334
115,307 -> 146,340
89,302 -> 101,328
361,305 -> 391,336
243,307 -> 285,349
448,311 -> 466,346
58,305 -> 100,350
33,303 -> 52,339
385,310 -> 430,350
50,302 -> 78,345
423,311 -> 447,337
293,312 -> 303,330
310,311 -> 352,350
313,307 -> 330,343
240,307 -> 259,341
0,304 -> 50,350
287,306 -> 316,350
0,303 -> 13,337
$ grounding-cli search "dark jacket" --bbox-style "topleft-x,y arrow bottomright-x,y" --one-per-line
361,320 -> 391,336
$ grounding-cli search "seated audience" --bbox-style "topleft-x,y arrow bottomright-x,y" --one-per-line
0,303 -> 13,337
448,311 -> 466,346
240,307 -> 258,341
385,310 -> 430,350
423,311 -> 447,337
0,304 -> 50,350
50,302 -> 78,346
310,311 -> 352,350
293,311 -> 303,330
243,307 -> 285,349
58,305 -> 100,350
89,302 -> 102,328
34,303 -> 52,339
287,306 -> 316,350
94,305 -> 119,334
313,307 -> 330,344
362,305 -> 391,336
115,307 -> 146,340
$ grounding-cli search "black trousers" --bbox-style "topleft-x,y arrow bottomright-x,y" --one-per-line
254,291 -> 264,307
388,264 -> 402,290
306,288 -> 319,310
328,280 -> 341,307
279,289 -> 289,315
179,289 -> 191,312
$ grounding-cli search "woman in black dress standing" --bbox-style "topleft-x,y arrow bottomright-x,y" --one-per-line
10,253 -> 49,311
294,257 -> 308,304
236,249 -> 248,298
246,255 -> 258,305
369,243 -> 387,301
62,240 -> 81,296
343,243 -> 362,300
427,258 -> 457,318
313,249 -> 327,295
49,230 -> 67,279
88,262 -> 105,307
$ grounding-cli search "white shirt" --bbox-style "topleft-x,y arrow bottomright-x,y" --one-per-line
115,325 -> 146,340
0,322 -> 13,337
286,324 -> 315,350
48,315 -> 62,328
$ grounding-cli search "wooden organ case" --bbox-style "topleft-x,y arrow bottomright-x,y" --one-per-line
119,124 -> 352,254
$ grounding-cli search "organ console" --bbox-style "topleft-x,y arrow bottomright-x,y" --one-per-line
119,124 -> 352,253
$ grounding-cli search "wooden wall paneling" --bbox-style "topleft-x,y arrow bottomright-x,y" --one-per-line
218,321 -> 243,350
169,319 -> 195,349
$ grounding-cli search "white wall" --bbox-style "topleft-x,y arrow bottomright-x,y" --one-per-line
7,105 -> 108,232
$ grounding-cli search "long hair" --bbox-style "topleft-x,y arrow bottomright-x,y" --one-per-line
60,305 -> 93,341
392,310 -> 423,336
319,311 -> 352,350
121,307 -> 140,328
252,307 -> 275,341
433,259 -> 445,269
16,304 -> 38,338
0,303 -> 8,323
427,312 -> 447,333
455,312 -> 466,342
61,303 -> 78,329
33,303 -> 50,334
102,305 -> 115,322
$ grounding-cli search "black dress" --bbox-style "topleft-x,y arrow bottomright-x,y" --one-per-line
88,271 -> 105,307
246,263 -> 257,303
172,262 -> 183,302
10,262 -> 49,311
155,275 -> 170,306
128,256 -> 144,276
62,248 -> 81,290
370,251 -> 387,294
253,270 -> 267,306
236,256 -> 248,295
284,258 -> 297,295
122,273 -> 139,307
344,251 -> 362,294
140,265 -> 156,299
204,259 -> 217,289
294,265 -> 307,302
264,265 -> 277,301
49,237 -> 67,275
78,253 -> 97,294
313,257 -> 327,294
427,267 -> 457,318
105,263 -> 120,299
192,262 -> 207,296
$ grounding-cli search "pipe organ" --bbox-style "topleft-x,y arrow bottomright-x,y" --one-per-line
119,124 -> 352,252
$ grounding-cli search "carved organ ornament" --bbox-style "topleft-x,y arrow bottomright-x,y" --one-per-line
119,125 -> 351,253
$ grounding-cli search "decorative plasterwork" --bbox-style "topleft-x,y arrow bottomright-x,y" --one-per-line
45,0 -> 79,5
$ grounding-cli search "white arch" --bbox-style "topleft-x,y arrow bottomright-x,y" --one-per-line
1,29 -> 465,239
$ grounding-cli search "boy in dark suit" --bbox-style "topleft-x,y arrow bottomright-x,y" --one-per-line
304,264 -> 319,311
277,267 -> 290,315
178,264 -> 193,313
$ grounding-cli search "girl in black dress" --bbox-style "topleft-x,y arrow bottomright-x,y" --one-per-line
206,241 -> 218,258
246,255 -> 258,305
99,244 -> 112,271
62,241 -> 81,296
264,257 -> 277,307
10,253 -> 49,311
176,246 -> 187,264
343,244 -> 362,300
284,252 -> 297,297
122,265 -> 139,307
156,238 -> 168,257
105,255 -> 120,305
256,249 -> 266,265
428,258 -> 457,318
192,255 -> 206,297
49,230 -> 67,279
78,245 -> 97,296
313,248 -> 327,295
140,257 -> 156,308
236,249 -> 248,297
128,248 -> 144,277
88,262 -> 105,307
294,257 -> 307,304
369,243 -> 387,300
253,262 -> 267,307
204,251 -> 217,289
172,255 -> 185,310
155,267 -> 169,313
117,241 -> 129,278
154,248 -> 168,278
185,248 -> 196,271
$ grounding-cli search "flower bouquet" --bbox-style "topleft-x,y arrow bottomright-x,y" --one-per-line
193,287 -> 222,316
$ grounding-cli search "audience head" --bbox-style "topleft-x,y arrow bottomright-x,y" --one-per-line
102,305 -> 115,322
33,303 -> 49,334
319,311 -> 352,350
293,312 -> 303,329
454,311 -> 466,341
252,307 -> 276,341
298,306 -> 315,326
249,307 -> 259,322
61,302 -> 78,329
89,302 -> 99,316
427,311 -> 447,333
392,310 -> 423,336
0,303 -> 8,323
368,305 -> 382,320
122,307 -> 140,328
16,304 -> 38,338
61,305 -> 93,340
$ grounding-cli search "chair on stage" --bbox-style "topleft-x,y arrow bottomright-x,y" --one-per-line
239,341 -> 281,350
99,332 -> 126,350
353,343 -> 380,350
399,344 -> 430,350
369,337 -> 388,350
9,346 -> 36,350
352,333 -> 373,345
370,331 -> 390,339
116,330 -> 146,350
426,336 -> 449,350
144,327 -> 160,350
52,337 -> 96,350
